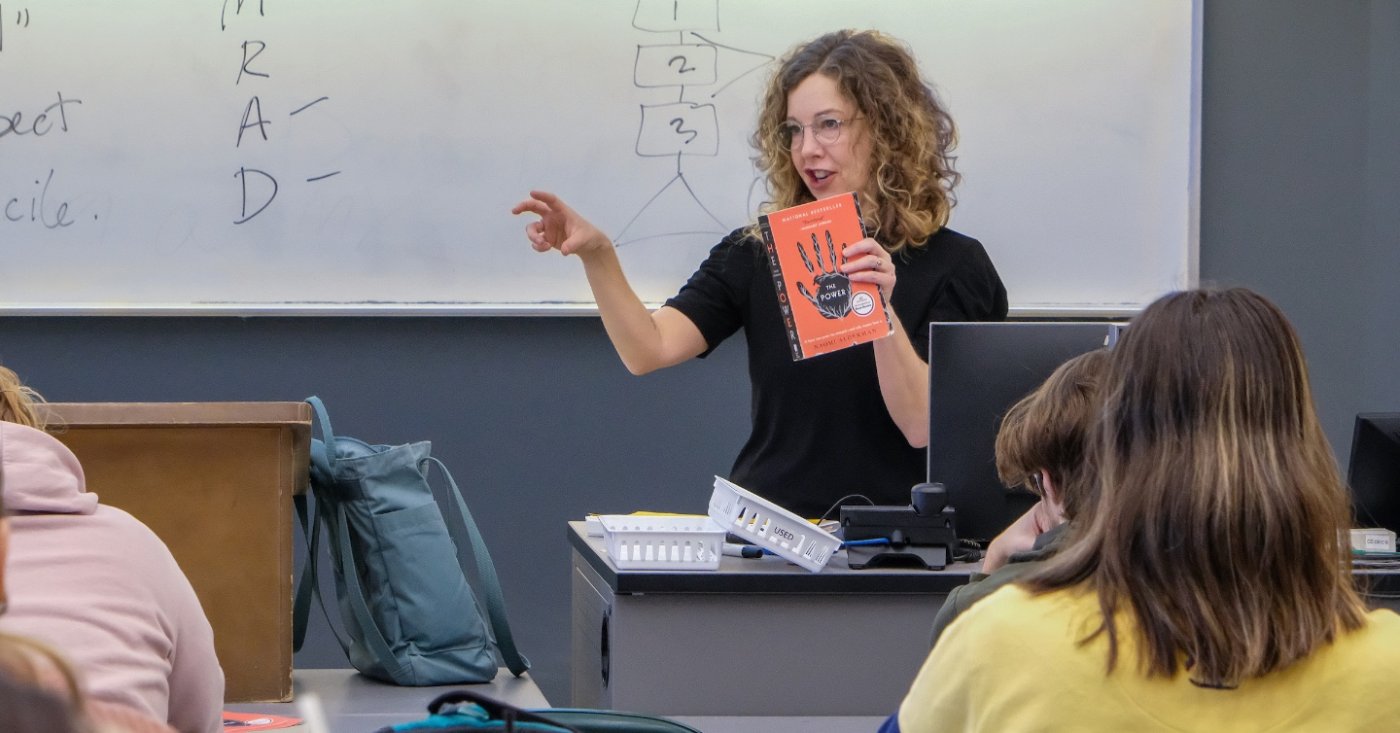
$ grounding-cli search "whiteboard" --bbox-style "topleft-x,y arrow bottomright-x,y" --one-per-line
0,0 -> 1197,315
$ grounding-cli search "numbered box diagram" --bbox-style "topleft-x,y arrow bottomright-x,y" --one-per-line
635,44 -> 717,87
636,102 -> 718,157
632,0 -> 718,33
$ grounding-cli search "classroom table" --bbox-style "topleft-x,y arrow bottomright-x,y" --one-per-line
44,401 -> 311,702
225,669 -> 887,732
568,520 -> 979,717
224,668 -> 549,730
570,521 -> 1400,719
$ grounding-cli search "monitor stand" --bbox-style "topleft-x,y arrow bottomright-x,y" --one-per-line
845,542 -> 950,571
840,499 -> 958,571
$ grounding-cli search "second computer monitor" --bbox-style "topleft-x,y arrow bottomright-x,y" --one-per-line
1348,413 -> 1400,534
928,321 -> 1118,544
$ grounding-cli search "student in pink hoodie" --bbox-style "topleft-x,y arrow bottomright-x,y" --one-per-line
2,420 -> 180,733
0,366 -> 224,733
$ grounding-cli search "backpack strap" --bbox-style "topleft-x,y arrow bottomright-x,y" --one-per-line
294,397 -> 340,654
292,487 -> 349,657
427,456 -> 531,676
330,497 -> 414,684
306,396 -> 339,479
291,493 -> 318,653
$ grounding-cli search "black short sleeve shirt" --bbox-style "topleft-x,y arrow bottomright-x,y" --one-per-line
666,227 -> 1008,517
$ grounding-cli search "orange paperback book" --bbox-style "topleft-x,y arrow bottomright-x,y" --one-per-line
758,192 -> 893,360
221,711 -> 301,730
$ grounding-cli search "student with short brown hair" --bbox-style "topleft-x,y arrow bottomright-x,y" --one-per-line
927,347 -> 1110,646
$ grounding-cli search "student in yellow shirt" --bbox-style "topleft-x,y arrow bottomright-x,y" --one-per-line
888,287 -> 1400,733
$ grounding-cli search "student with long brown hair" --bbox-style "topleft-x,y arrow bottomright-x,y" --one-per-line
891,288 -> 1400,732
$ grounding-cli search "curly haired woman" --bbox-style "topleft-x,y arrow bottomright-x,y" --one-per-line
514,30 -> 1007,516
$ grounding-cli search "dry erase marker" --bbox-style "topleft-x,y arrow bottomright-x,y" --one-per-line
722,542 -> 764,559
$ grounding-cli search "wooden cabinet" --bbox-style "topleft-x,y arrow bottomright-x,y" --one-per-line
43,402 -> 311,703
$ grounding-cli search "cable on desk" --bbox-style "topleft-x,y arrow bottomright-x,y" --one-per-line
841,538 -> 892,549
819,493 -> 874,524
952,538 -> 984,564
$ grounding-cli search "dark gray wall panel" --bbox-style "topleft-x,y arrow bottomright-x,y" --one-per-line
0,316 -> 750,702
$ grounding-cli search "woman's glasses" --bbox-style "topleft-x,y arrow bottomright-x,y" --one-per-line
779,115 -> 862,149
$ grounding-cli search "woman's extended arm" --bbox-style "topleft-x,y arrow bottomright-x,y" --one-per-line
512,190 -> 706,374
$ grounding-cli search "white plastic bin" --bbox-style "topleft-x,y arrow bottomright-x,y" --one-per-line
708,477 -> 840,573
596,515 -> 726,571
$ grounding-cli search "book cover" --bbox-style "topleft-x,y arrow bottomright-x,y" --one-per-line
758,192 -> 893,360
222,711 -> 302,730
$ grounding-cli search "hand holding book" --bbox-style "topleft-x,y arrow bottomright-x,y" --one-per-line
839,235 -> 898,303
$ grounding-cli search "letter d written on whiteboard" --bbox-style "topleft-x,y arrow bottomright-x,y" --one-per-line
233,167 -> 277,224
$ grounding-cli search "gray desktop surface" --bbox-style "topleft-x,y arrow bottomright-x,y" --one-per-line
226,669 -> 888,732
225,668 -> 550,730
570,521 -> 1400,599
568,520 -> 981,594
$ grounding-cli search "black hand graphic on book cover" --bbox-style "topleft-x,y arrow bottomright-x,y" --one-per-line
795,230 -> 852,319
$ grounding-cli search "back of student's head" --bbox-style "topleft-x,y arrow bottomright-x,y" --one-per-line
994,348 -> 1110,523
0,366 -> 45,430
1029,287 -> 1366,688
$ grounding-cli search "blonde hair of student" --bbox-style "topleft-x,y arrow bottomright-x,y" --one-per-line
751,29 -> 960,252
993,348 -> 1110,523
0,633 -> 86,712
1026,288 -> 1368,689
0,366 -> 45,430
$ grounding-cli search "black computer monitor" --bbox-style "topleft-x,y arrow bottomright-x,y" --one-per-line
1347,413 -> 1400,533
928,322 -> 1120,544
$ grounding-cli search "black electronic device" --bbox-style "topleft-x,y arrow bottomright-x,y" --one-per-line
841,483 -> 958,570
1347,413 -> 1400,533
928,321 -> 1119,544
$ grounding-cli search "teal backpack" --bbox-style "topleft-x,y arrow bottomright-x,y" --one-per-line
292,396 -> 529,685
